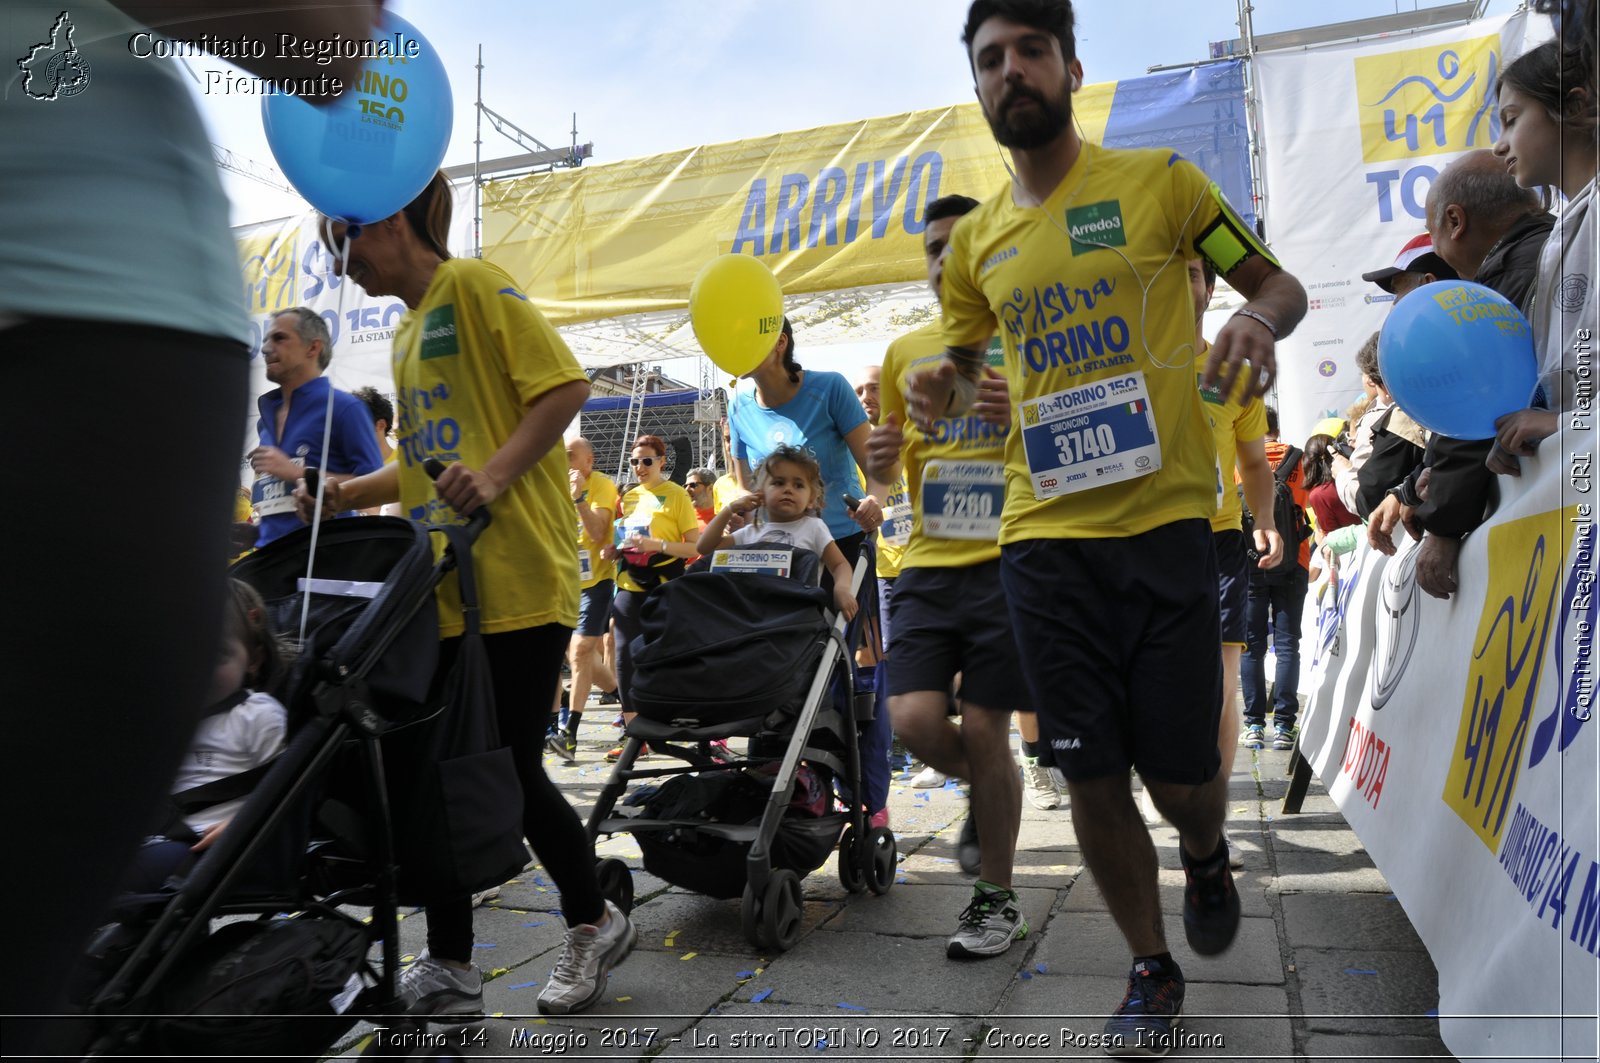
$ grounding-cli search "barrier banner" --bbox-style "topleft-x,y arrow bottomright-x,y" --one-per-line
1300,435 -> 1596,1062
480,63 -> 1251,327
1253,11 -> 1547,441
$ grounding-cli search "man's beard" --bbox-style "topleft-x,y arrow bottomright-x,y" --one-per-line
984,82 -> 1072,150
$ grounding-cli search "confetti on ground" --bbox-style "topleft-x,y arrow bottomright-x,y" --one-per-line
473,943 -> 498,949
523,921 -> 546,928
489,967 -> 511,978
681,951 -> 698,960
1035,963 -> 1048,974
751,988 -> 774,1003
1019,971 -> 1033,980
735,970 -> 756,979
508,981 -> 539,990
1344,967 -> 1379,976
615,995 -> 633,1003
665,930 -> 681,947
837,1001 -> 866,1011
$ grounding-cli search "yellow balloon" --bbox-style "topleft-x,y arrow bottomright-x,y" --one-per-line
1311,416 -> 1347,439
689,254 -> 785,377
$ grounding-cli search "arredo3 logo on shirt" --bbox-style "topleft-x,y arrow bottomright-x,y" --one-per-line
1065,200 -> 1127,256
16,11 -> 92,100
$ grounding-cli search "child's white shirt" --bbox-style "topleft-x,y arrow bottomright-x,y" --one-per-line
731,514 -> 835,558
172,690 -> 287,834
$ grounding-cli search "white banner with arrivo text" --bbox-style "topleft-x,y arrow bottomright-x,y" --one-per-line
1252,11 -> 1550,442
1299,433 -> 1596,1062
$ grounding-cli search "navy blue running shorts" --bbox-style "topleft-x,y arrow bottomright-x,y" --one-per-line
577,579 -> 614,637
887,560 -> 1030,711
1214,528 -> 1249,646
1000,519 -> 1223,785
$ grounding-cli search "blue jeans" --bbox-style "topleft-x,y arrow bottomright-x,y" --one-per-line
1241,567 -> 1309,728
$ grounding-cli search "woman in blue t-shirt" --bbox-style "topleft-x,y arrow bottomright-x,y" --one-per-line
727,318 -> 885,557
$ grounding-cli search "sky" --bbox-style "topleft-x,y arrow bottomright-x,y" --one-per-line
180,0 -> 1520,376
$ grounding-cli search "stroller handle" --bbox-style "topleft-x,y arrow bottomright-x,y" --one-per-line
423,458 -> 492,543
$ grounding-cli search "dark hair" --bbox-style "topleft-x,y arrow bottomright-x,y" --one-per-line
1530,0 -> 1597,101
398,170 -> 452,260
779,317 -> 802,384
226,579 -> 293,699
1354,332 -> 1383,390
1499,38 -> 1598,136
633,433 -> 666,457
352,385 -> 393,432
1201,260 -> 1217,289
1302,434 -> 1337,490
963,0 -> 1076,67
925,193 -> 981,223
1265,405 -> 1279,437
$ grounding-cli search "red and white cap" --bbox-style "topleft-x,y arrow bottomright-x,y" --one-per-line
1361,233 -> 1457,293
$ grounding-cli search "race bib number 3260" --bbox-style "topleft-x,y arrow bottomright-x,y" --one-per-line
1019,371 -> 1161,500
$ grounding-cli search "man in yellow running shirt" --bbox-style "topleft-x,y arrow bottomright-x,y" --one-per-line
907,1 -> 1307,1052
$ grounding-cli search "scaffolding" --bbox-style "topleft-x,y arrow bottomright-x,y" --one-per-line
578,383 -> 725,488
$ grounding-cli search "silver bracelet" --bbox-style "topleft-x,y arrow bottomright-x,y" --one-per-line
1232,307 -> 1279,340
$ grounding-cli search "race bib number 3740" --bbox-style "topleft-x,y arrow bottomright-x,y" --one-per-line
1019,371 -> 1161,500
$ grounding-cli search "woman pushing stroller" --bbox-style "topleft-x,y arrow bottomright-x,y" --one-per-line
300,172 -> 634,1019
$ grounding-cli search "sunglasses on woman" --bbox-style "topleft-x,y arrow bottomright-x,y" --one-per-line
629,456 -> 657,467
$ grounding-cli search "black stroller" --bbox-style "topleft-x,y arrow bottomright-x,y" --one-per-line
586,544 -> 896,953
67,508 -> 508,1059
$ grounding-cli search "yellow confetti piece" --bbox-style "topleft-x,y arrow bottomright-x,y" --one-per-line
395,912 -> 406,921
534,1018 -> 549,1025
506,879 -> 521,885
401,954 -> 415,964
615,995 -> 633,1003
681,951 -> 698,960
488,967 -> 511,978
354,1034 -> 375,1052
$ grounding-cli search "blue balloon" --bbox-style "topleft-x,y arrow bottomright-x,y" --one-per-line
1377,280 -> 1537,440
261,12 -> 453,224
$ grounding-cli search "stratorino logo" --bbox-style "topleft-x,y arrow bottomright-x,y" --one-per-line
16,10 -> 92,100
1354,34 -> 1500,163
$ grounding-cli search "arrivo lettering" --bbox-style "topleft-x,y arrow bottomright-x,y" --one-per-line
731,151 -> 943,256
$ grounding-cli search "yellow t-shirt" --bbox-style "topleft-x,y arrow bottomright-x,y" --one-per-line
941,141 -> 1274,542
576,470 -> 620,588
881,321 -> 1010,568
615,481 -> 699,594
390,258 -> 586,637
1197,342 -> 1268,533
875,471 -> 910,578
712,473 -> 743,513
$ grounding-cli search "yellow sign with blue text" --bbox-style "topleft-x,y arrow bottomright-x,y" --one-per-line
480,93 -> 1116,327
1445,504 -> 1584,851
1354,34 -> 1502,163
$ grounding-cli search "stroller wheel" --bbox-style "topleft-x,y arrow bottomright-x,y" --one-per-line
761,869 -> 804,951
837,825 -> 867,894
866,826 -> 897,896
740,882 -> 768,949
595,857 -> 634,915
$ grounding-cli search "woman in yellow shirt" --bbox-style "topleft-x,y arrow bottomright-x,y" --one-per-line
602,433 -> 700,756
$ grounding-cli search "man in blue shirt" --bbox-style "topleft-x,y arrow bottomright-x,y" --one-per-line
248,307 -> 383,547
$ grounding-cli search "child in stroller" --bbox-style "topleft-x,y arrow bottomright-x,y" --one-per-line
124,580 -> 292,894
697,443 -> 859,622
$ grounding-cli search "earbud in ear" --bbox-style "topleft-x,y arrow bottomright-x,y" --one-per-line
1071,75 -> 1082,91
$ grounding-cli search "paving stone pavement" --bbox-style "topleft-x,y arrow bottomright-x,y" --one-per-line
331,718 -> 1457,1061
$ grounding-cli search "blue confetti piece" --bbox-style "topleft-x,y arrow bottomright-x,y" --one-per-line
815,1038 -> 828,1051
508,980 -> 539,989
751,988 -> 774,1003
523,921 -> 546,928
1035,962 -> 1048,974
473,943 -> 498,949
1019,971 -> 1033,980
1426,1008 -> 1439,1018
735,970 -> 756,979
837,1002 -> 866,1011
1344,967 -> 1379,976
1385,893 -> 1398,901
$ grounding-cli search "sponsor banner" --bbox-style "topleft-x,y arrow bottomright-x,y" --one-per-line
480,63 -> 1251,328
1253,12 -> 1549,441
1299,436 -> 1596,1062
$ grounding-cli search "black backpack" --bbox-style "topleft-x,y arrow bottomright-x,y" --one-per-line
1243,445 -> 1310,582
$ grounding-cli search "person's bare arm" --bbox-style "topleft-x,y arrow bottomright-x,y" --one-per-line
1235,436 -> 1283,569
434,380 -> 590,516
1203,256 -> 1307,400
111,1 -> 380,91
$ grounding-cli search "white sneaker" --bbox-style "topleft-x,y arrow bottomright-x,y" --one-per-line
536,900 -> 637,1015
471,885 -> 501,908
1021,757 -> 1060,810
396,949 -> 483,1018
911,764 -> 947,789
1223,829 -> 1245,870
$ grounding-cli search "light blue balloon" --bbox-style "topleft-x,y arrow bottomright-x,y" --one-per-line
1377,280 -> 1537,440
261,12 -> 453,224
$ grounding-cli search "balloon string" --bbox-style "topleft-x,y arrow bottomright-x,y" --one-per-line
296,224 -> 355,648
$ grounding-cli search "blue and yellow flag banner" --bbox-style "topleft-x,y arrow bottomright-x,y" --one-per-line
480,62 -> 1249,328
